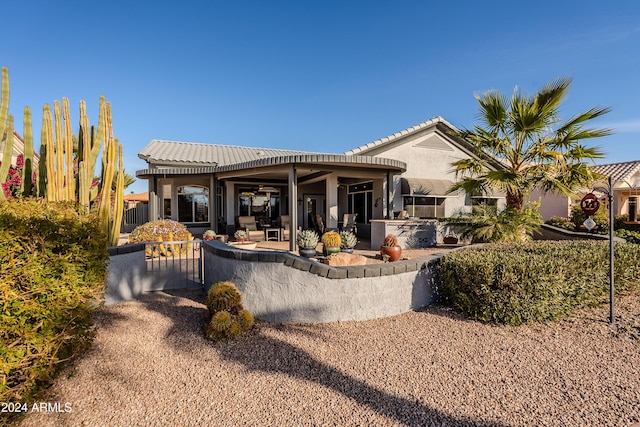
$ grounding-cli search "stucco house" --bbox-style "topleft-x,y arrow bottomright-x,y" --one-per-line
532,160 -> 640,222
0,131 -> 39,168
136,116 -> 507,249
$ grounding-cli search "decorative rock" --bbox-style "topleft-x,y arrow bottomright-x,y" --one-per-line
323,252 -> 367,266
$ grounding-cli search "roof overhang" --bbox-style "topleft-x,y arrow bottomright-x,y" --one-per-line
400,178 -> 458,197
136,154 -> 406,179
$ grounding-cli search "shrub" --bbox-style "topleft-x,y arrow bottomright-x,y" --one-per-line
545,216 -> 576,231
459,204 -> 543,243
570,203 -> 609,234
615,229 -> 640,244
204,281 -> 254,341
128,219 -> 192,243
0,199 -> 108,405
438,241 -> 640,325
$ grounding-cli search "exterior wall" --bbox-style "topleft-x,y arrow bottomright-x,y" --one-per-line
530,189 -> 571,220
106,243 -> 203,304
370,129 -> 484,217
370,220 -> 472,249
203,241 -> 441,323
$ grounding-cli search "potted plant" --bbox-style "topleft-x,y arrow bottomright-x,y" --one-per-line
321,231 -> 341,256
339,231 -> 357,254
296,229 -> 319,258
234,229 -> 248,242
380,233 -> 402,262
203,230 -> 217,241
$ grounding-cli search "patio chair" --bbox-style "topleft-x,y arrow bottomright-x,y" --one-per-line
279,215 -> 290,240
237,216 -> 264,241
340,213 -> 358,235
315,214 -> 325,235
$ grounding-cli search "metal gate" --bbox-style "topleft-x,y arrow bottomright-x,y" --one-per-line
145,239 -> 204,290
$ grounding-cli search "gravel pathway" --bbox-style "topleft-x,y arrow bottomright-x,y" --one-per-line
19,290 -> 640,427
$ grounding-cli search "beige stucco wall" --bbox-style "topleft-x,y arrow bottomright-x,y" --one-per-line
368,129 -> 479,217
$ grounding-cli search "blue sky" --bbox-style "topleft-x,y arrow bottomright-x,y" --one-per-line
3,1 -> 639,194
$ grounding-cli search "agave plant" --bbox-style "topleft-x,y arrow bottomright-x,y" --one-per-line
296,229 -> 319,249
339,231 -> 357,249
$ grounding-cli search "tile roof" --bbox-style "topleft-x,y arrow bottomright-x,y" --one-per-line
343,116 -> 459,155
138,140 -> 324,166
592,160 -> 640,184
123,192 -> 149,202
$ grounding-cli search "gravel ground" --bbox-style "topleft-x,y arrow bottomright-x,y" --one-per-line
19,290 -> 640,427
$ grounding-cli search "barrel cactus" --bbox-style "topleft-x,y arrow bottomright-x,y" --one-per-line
321,231 -> 341,248
205,281 -> 254,341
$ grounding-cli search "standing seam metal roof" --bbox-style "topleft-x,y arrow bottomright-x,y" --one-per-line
138,139 -> 327,165
343,116 -> 459,156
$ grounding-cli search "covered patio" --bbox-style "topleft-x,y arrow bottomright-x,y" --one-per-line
136,149 -> 406,251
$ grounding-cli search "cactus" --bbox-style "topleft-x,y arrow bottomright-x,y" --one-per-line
206,281 -> 243,313
0,115 -> 13,199
339,231 -> 357,249
205,281 -> 254,341
0,67 -> 9,200
383,234 -> 399,247
296,229 -> 319,249
203,230 -> 217,240
234,229 -> 247,240
21,106 -> 34,196
321,231 -> 341,248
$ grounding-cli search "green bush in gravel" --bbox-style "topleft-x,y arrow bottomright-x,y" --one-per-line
438,241 -> 640,325
0,199 -> 108,405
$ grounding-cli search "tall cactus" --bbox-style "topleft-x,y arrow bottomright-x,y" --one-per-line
21,106 -> 34,196
0,115 -> 14,199
42,104 -> 57,201
0,66 -> 10,200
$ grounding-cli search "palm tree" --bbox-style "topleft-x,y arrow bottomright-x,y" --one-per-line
450,77 -> 612,211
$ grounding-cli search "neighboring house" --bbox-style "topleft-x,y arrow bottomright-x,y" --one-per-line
593,160 -> 640,221
121,192 -> 149,233
0,131 -> 39,169
135,116 -> 506,249
534,160 -> 640,222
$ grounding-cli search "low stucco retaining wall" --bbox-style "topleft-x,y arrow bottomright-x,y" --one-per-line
106,243 -> 202,304
204,240 -> 445,324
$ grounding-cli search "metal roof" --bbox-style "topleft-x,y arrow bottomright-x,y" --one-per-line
136,153 -> 406,178
592,160 -> 640,184
138,139 -> 325,166
343,116 -> 460,156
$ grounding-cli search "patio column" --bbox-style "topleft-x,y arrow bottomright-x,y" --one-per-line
211,175 -> 217,232
289,164 -> 298,251
325,173 -> 338,229
149,175 -> 159,221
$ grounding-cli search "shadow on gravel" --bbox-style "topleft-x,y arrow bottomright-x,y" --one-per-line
215,326 -> 512,427
132,291 -> 511,426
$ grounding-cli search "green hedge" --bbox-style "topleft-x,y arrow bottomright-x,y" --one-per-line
0,199 -> 108,406
438,241 -> 640,325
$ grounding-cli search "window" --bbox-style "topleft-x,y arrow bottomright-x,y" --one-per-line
348,181 -> 373,223
629,197 -> 638,222
403,196 -> 445,218
471,198 -> 498,214
177,186 -> 209,223
238,187 -> 280,222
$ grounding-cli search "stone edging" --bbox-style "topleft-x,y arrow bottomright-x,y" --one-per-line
107,243 -> 146,256
203,240 -> 445,280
